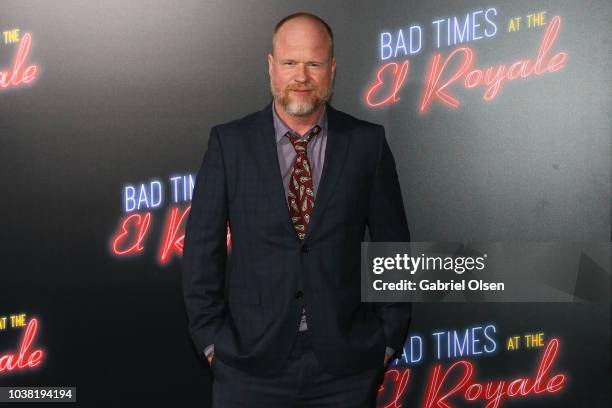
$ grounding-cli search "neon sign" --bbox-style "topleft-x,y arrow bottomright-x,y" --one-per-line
377,324 -> 567,408
420,16 -> 566,112
421,338 -> 565,408
0,318 -> 45,374
1,32 -> 38,91
365,10 -> 568,112
110,174 -> 231,265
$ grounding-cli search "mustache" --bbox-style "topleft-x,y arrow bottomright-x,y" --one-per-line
286,86 -> 313,91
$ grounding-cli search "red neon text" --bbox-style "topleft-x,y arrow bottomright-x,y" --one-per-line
378,368 -> 411,408
111,212 -> 152,255
0,318 -> 44,374
420,16 -> 566,112
110,206 -> 232,265
0,33 -> 38,90
421,338 -> 565,408
159,206 -> 191,264
365,61 -> 410,107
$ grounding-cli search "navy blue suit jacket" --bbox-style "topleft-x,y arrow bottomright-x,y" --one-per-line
183,102 -> 411,376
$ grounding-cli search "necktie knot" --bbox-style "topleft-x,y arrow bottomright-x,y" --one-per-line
285,125 -> 321,154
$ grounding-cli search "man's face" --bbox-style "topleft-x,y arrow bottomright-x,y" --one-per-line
268,18 -> 336,117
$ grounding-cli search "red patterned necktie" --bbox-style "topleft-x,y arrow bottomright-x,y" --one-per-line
286,125 -> 321,240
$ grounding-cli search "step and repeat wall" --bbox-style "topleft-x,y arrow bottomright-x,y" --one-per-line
1,0 -> 610,406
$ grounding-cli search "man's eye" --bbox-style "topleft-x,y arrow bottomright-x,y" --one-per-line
284,62 -> 296,66
308,63 -> 321,68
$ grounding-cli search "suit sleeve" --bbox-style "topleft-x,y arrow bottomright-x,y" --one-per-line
367,126 -> 412,353
182,126 -> 228,355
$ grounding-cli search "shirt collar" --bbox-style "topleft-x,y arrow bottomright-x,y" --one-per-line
272,102 -> 327,144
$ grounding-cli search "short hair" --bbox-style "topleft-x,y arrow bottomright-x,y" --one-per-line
272,12 -> 334,57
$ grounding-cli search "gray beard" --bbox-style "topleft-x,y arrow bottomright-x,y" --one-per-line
283,99 -> 318,116
270,79 -> 333,117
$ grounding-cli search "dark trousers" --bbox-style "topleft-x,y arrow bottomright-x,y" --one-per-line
212,331 -> 385,407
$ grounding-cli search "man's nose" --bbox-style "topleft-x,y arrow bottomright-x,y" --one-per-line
293,63 -> 308,82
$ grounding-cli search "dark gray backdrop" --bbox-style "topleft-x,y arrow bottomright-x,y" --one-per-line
1,0 -> 609,406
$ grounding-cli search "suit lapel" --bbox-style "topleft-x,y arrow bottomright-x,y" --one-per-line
304,104 -> 350,243
250,102 -> 302,243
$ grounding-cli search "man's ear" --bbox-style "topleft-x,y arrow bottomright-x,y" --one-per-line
268,53 -> 274,77
331,56 -> 337,75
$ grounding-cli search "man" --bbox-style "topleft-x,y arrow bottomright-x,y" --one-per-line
183,12 -> 411,407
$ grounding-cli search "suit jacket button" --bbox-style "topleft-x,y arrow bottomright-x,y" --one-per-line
294,290 -> 303,299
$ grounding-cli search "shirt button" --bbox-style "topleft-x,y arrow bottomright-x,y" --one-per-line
294,290 -> 303,299
301,245 -> 310,253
